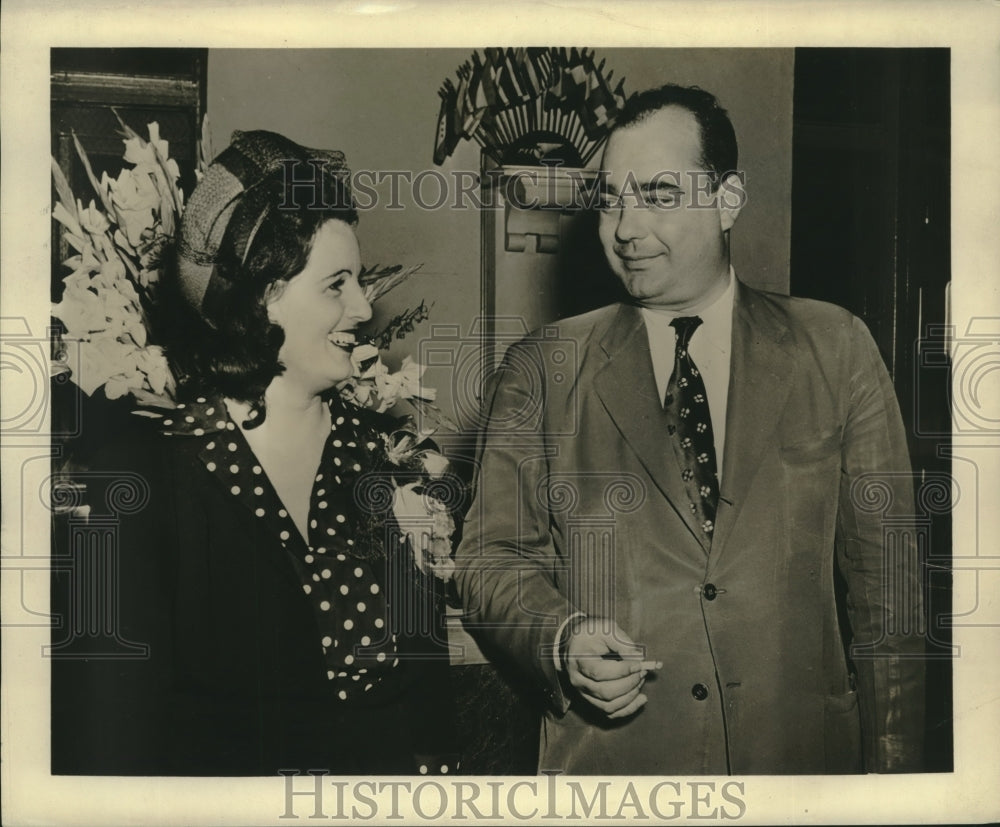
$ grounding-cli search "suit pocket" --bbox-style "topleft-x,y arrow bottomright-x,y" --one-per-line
823,690 -> 862,773
780,429 -> 841,464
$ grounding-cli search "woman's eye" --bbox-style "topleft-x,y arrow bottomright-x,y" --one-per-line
327,278 -> 345,293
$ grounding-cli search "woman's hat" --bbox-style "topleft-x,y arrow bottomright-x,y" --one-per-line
177,130 -> 350,325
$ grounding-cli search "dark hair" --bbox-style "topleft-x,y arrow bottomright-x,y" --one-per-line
615,84 -> 738,189
164,168 -> 358,417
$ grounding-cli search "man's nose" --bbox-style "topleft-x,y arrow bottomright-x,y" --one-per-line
614,203 -> 647,243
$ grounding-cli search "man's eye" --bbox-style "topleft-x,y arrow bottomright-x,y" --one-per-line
647,189 -> 680,208
597,194 -> 620,211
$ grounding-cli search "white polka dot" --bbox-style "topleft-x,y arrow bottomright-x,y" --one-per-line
327,528 -> 336,536
337,515 -> 347,524
366,442 -> 377,450
253,465 -> 262,474
392,658 -> 399,667
312,574 -> 321,582
352,674 -> 361,681
320,600 -> 330,611
227,442 -> 237,452
255,508 -> 265,517
316,473 -> 324,482
317,489 -> 325,496
352,464 -> 361,472
358,668 -> 367,674
196,397 -> 206,404
344,619 -> 354,630
346,539 -> 354,546
206,462 -> 216,471
333,457 -> 342,466
206,442 -> 215,450
278,509 -> 287,518
316,547 -> 326,554
338,690 -> 347,700
335,476 -> 342,484
354,567 -> 363,577
333,440 -> 342,447
254,486 -> 263,495
347,442 -> 356,448
360,635 -> 371,646
327,670 -> 335,680
370,583 -> 380,594
364,683 -> 373,691
441,765 -> 449,774
305,555 -> 314,564
280,530 -> 290,540
357,602 -> 366,612
419,765 -> 428,775
321,569 -> 331,579
231,485 -> 241,495
374,618 -> 384,629
322,636 -> 332,647
229,464 -> 239,474
344,654 -> 355,665
336,416 -> 345,425
176,403 -> 186,409
340,585 -> 349,595
310,519 -> 318,529
226,422 -> 235,430
337,554 -> 347,561
194,428 -> 204,436
351,418 -> 360,426
163,419 -> 173,427
318,501 -> 328,509
205,407 -> 215,416
185,415 -> 195,423
377,652 -> 386,662
215,420 -> 226,430
303,584 -> 312,594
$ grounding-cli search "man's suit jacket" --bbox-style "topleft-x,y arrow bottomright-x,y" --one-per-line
456,280 -> 925,775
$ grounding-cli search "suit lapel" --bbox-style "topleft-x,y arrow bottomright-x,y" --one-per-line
593,304 -> 710,551
711,281 -> 796,560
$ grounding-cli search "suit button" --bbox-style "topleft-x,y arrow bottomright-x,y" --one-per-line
692,683 -> 709,701
703,583 -> 718,600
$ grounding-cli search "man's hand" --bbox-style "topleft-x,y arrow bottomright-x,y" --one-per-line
564,618 -> 662,719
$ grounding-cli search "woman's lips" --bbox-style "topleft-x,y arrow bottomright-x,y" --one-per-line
328,331 -> 359,350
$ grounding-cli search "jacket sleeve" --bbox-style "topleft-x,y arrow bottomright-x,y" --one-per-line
836,316 -> 926,772
454,340 -> 578,713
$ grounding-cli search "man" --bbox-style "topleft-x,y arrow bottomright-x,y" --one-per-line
455,83 -> 925,775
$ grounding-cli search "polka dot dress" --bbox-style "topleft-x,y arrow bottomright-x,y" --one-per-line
162,397 -> 399,701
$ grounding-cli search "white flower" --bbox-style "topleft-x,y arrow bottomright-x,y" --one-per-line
419,450 -> 449,479
78,199 -> 111,237
107,168 -> 159,248
53,284 -> 106,337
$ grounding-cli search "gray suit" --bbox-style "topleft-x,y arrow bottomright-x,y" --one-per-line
456,280 -> 925,774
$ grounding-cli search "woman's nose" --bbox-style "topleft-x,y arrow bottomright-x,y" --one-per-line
347,281 -> 373,323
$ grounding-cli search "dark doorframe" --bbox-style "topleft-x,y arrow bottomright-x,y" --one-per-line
791,47 -> 952,772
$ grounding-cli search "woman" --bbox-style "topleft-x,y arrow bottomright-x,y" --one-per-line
51,131 -> 457,776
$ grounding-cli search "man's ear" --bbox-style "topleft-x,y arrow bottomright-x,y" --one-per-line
717,172 -> 746,232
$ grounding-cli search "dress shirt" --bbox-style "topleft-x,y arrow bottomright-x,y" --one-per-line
640,267 -> 735,481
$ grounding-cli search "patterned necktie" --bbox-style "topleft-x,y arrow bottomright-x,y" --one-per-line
665,316 -> 720,540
